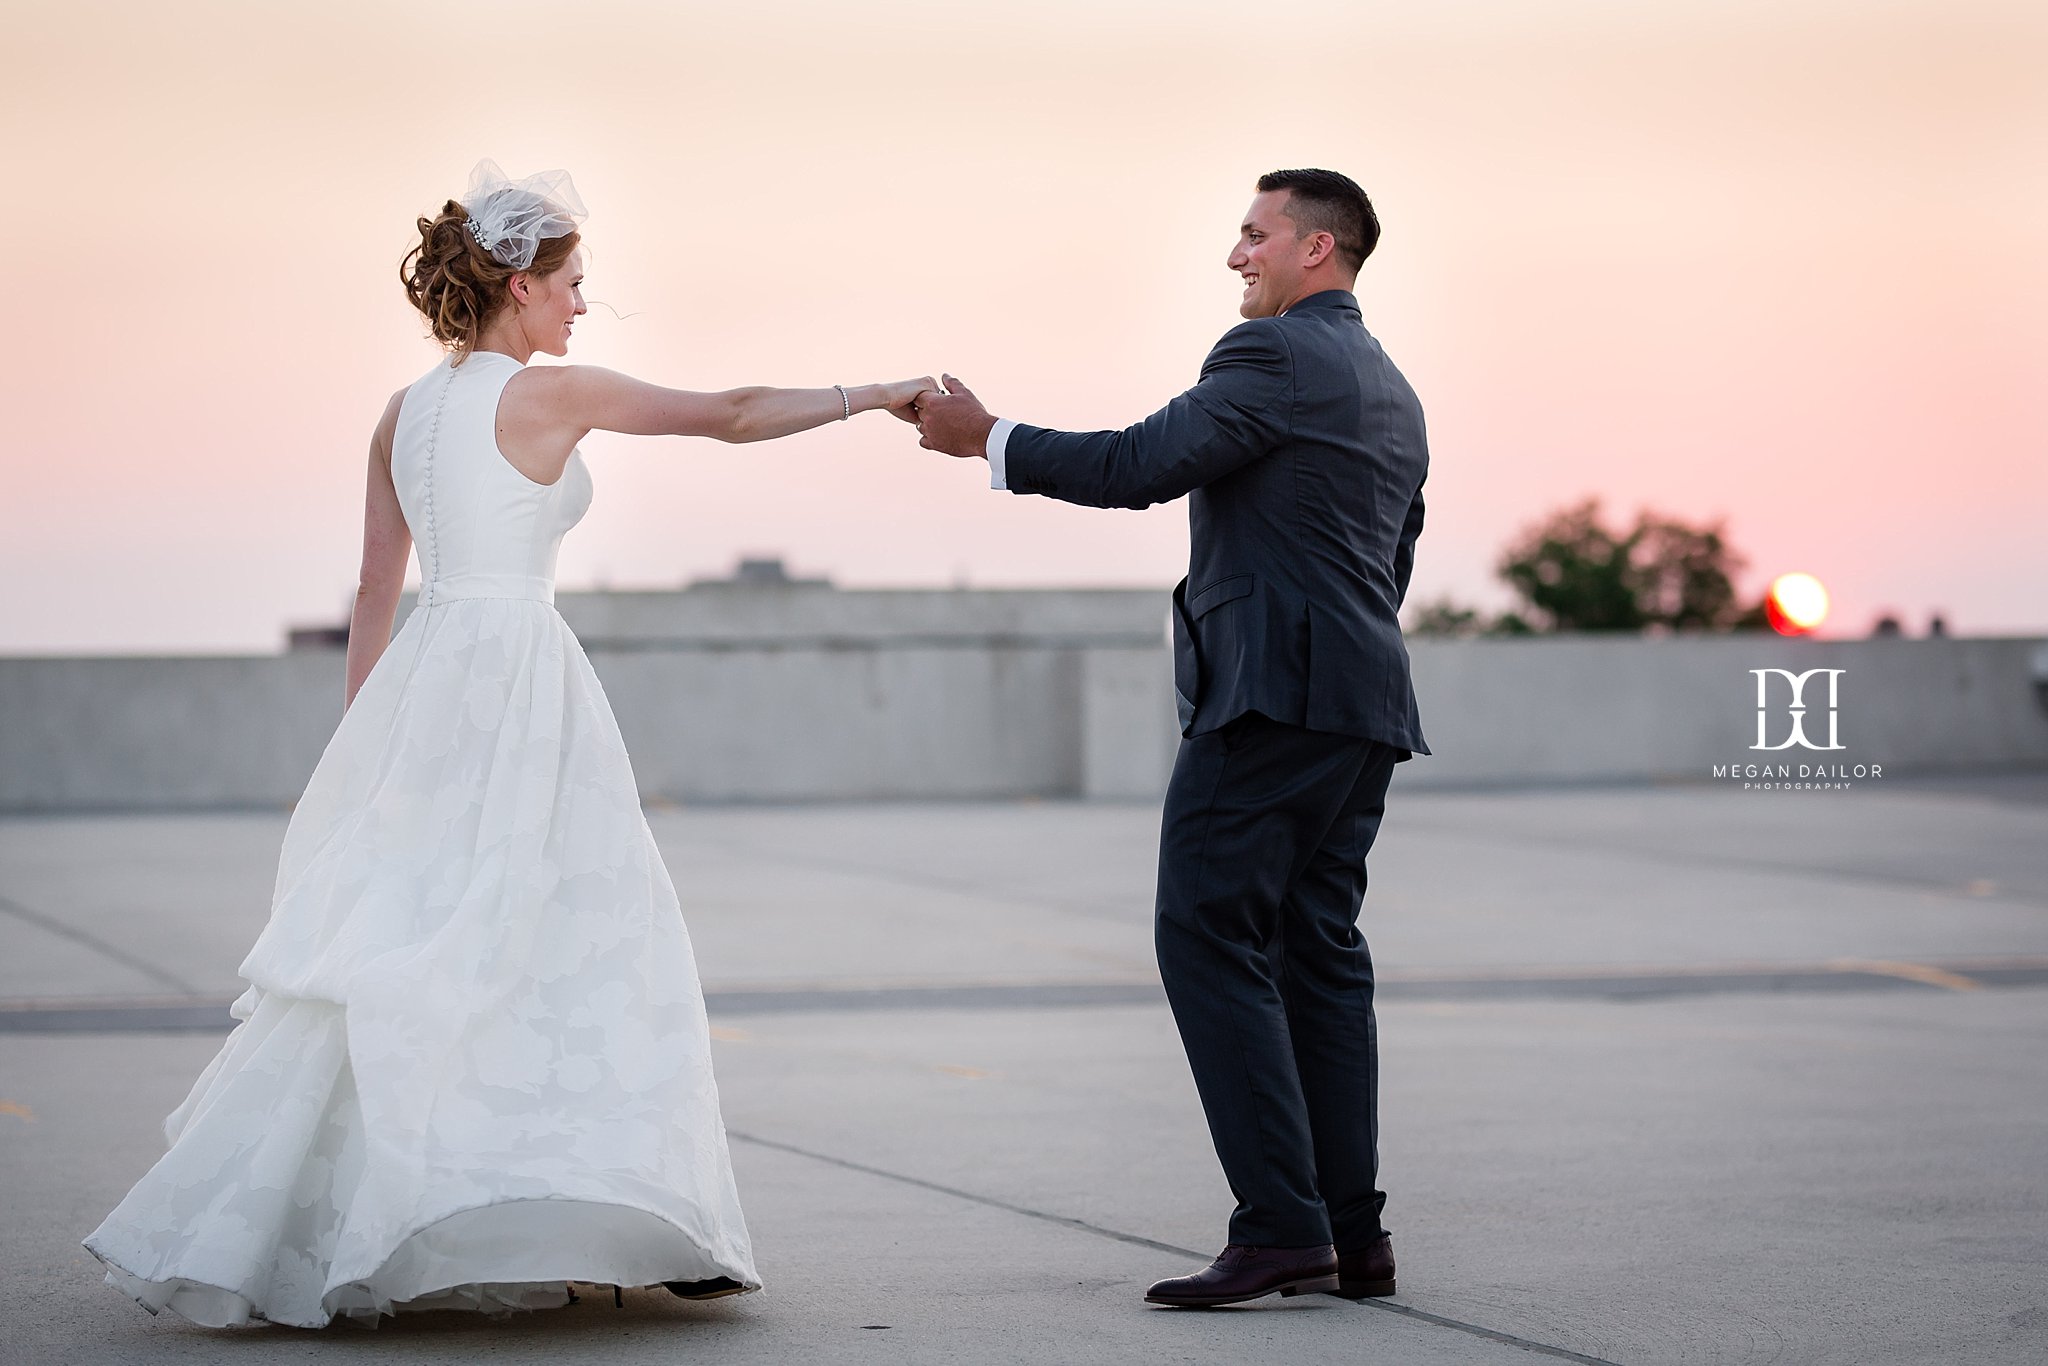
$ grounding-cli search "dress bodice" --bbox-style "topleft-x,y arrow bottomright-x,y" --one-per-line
391,351 -> 592,606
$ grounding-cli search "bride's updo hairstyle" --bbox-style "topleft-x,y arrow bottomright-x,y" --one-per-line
400,202 -> 581,361
401,161 -> 588,362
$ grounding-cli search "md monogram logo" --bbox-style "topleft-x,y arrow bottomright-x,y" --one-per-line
1751,668 -> 1845,751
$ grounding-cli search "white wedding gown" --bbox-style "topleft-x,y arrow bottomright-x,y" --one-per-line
83,349 -> 759,1327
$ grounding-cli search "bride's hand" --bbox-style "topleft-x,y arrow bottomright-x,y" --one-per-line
880,376 -> 941,424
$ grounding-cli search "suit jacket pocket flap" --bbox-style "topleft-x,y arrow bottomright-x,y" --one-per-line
1188,574 -> 1254,619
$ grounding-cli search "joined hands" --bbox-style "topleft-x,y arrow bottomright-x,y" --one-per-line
877,376 -> 940,421
869,374 -> 996,460
908,374 -> 997,461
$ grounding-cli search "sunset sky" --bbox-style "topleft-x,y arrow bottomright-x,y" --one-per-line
3,0 -> 2042,652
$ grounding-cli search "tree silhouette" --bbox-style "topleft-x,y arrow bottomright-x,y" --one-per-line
1402,597 -> 1488,638
1625,514 -> 1746,630
1496,499 -> 1646,632
1405,498 -> 1765,636
1496,499 -> 1756,632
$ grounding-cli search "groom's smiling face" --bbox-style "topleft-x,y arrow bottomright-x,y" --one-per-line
1229,190 -> 1316,319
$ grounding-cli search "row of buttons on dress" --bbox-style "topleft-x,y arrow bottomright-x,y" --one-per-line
416,362 -> 456,608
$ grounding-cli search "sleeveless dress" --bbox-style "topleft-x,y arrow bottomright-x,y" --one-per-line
82,350 -> 759,1327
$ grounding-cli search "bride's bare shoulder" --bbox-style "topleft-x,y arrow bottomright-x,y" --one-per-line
504,362 -> 614,402
505,363 -> 650,423
523,363 -> 627,392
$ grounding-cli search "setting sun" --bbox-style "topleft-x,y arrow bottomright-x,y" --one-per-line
1766,572 -> 1831,636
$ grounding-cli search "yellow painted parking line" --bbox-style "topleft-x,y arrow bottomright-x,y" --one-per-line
1830,959 -> 1983,992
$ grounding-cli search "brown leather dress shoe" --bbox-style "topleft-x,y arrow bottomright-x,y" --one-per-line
1144,1244 -> 1340,1307
1330,1234 -> 1396,1298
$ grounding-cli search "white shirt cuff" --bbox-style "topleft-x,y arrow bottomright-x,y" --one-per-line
987,418 -> 1017,491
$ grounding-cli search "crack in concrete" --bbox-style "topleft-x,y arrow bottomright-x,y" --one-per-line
0,893 -> 196,995
726,1128 -> 1627,1366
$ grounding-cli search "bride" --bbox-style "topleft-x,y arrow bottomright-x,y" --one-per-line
82,159 -> 936,1328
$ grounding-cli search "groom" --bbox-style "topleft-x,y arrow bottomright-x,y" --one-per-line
914,169 -> 1429,1308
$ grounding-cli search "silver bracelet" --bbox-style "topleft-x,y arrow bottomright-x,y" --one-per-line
832,384 -> 851,421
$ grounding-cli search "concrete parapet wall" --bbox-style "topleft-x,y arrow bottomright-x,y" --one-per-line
0,635 -> 1169,811
3,604 -> 2044,810
1406,634 -> 2048,787
0,653 -> 347,810
595,644 -> 1091,802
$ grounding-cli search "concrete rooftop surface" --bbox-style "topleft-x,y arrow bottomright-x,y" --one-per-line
3,773 -> 2046,1365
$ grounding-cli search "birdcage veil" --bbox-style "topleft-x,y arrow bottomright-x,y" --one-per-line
461,158 -> 587,270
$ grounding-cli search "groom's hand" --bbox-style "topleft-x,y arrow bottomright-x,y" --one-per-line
913,374 -> 996,460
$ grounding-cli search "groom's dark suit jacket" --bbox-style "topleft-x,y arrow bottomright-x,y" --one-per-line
1002,289 -> 1429,754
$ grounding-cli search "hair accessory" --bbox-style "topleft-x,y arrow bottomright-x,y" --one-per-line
459,158 -> 587,270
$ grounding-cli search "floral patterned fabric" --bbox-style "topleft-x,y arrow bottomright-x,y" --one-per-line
83,352 -> 758,1327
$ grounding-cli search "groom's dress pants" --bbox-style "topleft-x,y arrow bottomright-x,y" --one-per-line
1155,709 -> 1403,1250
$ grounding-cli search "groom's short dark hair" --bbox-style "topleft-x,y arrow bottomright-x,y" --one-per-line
1257,169 -> 1378,272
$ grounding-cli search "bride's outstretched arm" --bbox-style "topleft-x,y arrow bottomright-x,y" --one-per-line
345,389 -> 412,709
554,367 -> 935,444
